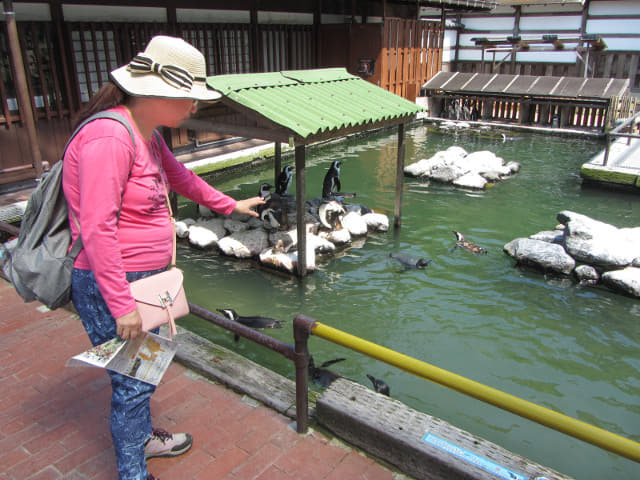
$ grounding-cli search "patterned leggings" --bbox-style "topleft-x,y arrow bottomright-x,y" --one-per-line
72,267 -> 163,480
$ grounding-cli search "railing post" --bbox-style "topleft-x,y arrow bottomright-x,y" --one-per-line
293,314 -> 315,434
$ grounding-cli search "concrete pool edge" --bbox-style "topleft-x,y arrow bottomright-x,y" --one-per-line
169,325 -> 573,480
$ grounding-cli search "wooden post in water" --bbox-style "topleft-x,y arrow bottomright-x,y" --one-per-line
274,141 -> 282,186
295,145 -> 307,277
394,123 -> 406,228
3,0 -> 43,177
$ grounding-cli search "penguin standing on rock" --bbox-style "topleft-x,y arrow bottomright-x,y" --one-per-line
257,183 -> 282,215
276,166 -> 294,195
322,161 -> 342,199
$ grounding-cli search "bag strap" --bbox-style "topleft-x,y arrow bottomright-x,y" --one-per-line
66,111 -> 137,257
150,130 -> 178,267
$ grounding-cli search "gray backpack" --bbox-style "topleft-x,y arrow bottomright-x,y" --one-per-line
1,111 -> 135,309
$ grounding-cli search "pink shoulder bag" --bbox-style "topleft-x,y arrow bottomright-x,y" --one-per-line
129,137 -> 189,339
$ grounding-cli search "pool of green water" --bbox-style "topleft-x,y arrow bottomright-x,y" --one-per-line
177,124 -> 640,479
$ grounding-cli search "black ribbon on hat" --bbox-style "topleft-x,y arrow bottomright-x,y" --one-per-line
128,55 -> 202,91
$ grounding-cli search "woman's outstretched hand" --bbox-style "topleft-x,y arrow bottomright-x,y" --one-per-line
234,196 -> 265,217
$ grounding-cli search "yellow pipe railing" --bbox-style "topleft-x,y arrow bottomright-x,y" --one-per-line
311,321 -> 640,463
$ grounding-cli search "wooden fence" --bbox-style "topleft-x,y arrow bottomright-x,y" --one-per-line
380,18 -> 443,102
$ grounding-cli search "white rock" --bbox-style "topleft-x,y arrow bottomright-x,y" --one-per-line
319,228 -> 352,246
362,213 -> 389,232
307,233 -> 336,253
195,217 -> 226,240
188,225 -> 220,249
458,150 -> 503,174
602,267 -> 640,297
445,145 -> 468,157
342,211 -> 368,236
453,172 -> 487,190
218,229 -> 269,258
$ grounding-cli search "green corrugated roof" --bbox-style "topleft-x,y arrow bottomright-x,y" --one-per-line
206,68 -> 421,141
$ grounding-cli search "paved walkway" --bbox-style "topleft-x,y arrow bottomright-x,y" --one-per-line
0,280 -> 399,480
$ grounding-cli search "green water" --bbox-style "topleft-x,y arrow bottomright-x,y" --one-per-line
177,124 -> 640,479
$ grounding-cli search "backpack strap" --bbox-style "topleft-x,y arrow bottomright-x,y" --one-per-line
64,111 -> 136,158
65,111 -> 137,257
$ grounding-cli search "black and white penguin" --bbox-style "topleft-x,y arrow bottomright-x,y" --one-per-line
322,160 -> 342,199
389,252 -> 431,273
275,166 -> 294,195
217,308 -> 283,329
452,231 -> 487,255
366,374 -> 390,396
260,207 -> 285,230
217,308 -> 283,342
257,182 -> 282,215
258,183 -> 273,200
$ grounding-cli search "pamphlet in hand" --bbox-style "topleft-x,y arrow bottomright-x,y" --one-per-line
66,331 -> 177,385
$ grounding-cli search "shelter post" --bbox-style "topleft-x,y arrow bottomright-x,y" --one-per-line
394,123 -> 406,228
3,0 -> 43,177
295,145 -> 307,277
274,141 -> 282,186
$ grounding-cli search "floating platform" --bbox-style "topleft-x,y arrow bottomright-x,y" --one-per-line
581,137 -> 640,190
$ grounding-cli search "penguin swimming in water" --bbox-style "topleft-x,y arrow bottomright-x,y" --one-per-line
452,231 -> 487,255
366,374 -> 390,396
389,252 -> 431,273
308,356 -> 346,388
275,165 -> 294,195
217,308 -> 283,342
322,161 -> 342,199
217,308 -> 283,329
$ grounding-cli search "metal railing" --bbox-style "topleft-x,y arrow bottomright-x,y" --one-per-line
602,109 -> 640,166
179,302 -> 640,463
291,315 -> 640,464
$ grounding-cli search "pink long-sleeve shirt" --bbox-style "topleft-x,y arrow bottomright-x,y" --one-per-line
62,106 -> 236,319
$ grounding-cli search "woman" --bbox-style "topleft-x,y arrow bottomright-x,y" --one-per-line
62,35 -> 264,480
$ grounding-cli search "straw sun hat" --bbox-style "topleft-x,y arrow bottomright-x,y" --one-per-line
110,35 -> 221,101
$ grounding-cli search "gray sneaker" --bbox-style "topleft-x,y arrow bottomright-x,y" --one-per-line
144,428 -> 193,459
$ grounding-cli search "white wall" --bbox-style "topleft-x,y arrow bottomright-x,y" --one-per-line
444,0 -> 640,66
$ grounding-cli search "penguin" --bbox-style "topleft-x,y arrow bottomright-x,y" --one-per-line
259,182 -> 273,200
217,308 -> 283,342
216,308 -> 283,329
275,165 -> 294,195
322,160 -> 342,199
308,356 -> 346,388
389,252 -> 431,273
318,200 -> 345,230
452,231 -> 487,255
366,374 -> 390,396
257,182 -> 284,219
260,207 -> 285,230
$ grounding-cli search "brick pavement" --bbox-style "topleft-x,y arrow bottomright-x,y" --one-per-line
0,280 -> 399,480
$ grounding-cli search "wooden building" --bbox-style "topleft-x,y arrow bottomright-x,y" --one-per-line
0,0 -> 495,189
